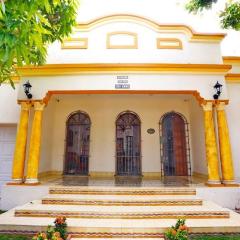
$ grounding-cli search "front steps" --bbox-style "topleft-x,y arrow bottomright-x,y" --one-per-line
0,186 -> 240,239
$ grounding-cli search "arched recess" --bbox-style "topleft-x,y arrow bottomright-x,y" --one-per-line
116,111 -> 141,176
64,111 -> 91,175
160,111 -> 191,176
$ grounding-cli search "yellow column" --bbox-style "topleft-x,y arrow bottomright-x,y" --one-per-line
11,102 -> 31,183
216,102 -> 236,185
202,102 -> 221,185
25,102 -> 45,184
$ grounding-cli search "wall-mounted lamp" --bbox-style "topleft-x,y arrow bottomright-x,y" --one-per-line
213,81 -> 222,100
23,81 -> 33,99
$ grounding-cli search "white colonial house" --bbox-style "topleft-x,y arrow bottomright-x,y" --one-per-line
0,0 -> 240,210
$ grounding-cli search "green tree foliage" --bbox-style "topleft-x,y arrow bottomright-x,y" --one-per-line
220,2 -> 240,30
0,0 -> 78,87
186,0 -> 240,31
186,0 -> 218,13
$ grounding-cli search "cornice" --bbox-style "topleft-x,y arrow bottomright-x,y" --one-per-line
223,56 -> 240,64
225,73 -> 240,83
16,63 -> 232,77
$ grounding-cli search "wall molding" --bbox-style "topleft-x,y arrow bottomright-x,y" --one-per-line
106,32 -> 138,49
16,63 -> 231,77
223,56 -> 240,65
193,172 -> 208,179
225,73 -> 240,83
61,38 -> 88,49
41,90 -> 229,106
157,38 -> 182,49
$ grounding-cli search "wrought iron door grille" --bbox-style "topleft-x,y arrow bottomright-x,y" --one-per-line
64,111 -> 91,175
116,112 -> 141,176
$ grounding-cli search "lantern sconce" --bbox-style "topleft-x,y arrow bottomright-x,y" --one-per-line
213,81 -> 222,100
23,81 -> 33,99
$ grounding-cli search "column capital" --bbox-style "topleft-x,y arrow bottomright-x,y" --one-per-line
20,102 -> 31,111
33,102 -> 45,111
201,102 -> 213,111
216,102 -> 226,111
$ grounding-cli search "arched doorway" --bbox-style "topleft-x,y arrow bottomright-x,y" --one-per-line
160,112 -> 190,176
116,111 -> 141,176
64,111 -> 91,175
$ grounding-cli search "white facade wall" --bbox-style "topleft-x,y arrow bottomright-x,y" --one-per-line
226,84 -> 240,180
189,100 -> 207,175
39,94 -> 199,175
47,24 -> 222,64
228,65 -> 240,74
39,102 -> 55,173
0,85 -> 19,203
0,84 -> 20,124
18,74 -> 227,101
0,125 -> 16,208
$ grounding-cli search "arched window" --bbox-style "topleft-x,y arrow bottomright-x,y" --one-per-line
64,111 -> 91,175
160,112 -> 191,176
116,111 -> 141,176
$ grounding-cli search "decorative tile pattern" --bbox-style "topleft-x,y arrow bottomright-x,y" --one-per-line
42,198 -> 203,206
15,210 -> 230,219
49,187 -> 196,195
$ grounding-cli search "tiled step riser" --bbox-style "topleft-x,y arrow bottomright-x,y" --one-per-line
70,238 -> 165,240
49,190 -> 196,195
14,211 -> 230,219
69,234 -> 164,238
42,199 -> 203,206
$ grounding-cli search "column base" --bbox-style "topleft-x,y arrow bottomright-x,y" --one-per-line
205,179 -> 223,187
24,178 -> 40,185
7,179 -> 24,185
223,180 -> 239,187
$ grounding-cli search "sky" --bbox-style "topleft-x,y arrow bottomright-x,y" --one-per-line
76,0 -> 240,56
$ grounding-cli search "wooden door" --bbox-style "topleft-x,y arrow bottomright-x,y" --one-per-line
172,114 -> 188,176
162,112 -> 188,176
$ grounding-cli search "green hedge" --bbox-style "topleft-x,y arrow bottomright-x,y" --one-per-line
0,234 -> 31,240
190,235 -> 240,240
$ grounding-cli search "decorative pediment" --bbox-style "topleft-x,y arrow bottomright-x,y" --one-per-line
49,14 -> 224,65
74,14 -> 225,43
